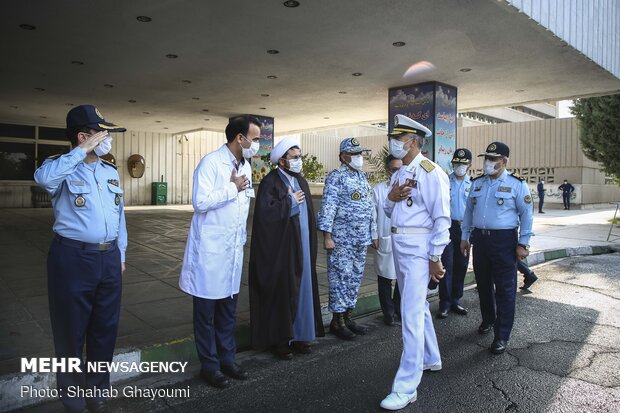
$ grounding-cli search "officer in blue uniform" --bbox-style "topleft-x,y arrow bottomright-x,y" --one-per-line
318,138 -> 378,340
460,142 -> 533,354
34,105 -> 127,413
558,179 -> 575,210
436,148 -> 473,319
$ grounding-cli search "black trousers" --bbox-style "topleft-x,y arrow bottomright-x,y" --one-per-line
439,221 -> 470,311
538,193 -> 544,212
193,294 -> 238,373
472,228 -> 518,341
562,193 -> 571,209
377,276 -> 400,318
48,237 -> 122,413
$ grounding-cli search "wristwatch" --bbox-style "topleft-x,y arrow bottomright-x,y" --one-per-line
429,255 -> 441,262
518,243 -> 530,251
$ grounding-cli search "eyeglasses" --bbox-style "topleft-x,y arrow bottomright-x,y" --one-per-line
242,135 -> 260,143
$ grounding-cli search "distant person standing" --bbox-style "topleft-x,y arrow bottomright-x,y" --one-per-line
372,155 -> 402,326
558,179 -> 575,210
537,178 -> 545,213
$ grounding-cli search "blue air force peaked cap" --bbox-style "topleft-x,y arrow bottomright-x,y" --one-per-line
339,137 -> 370,154
478,141 -> 510,158
452,148 -> 472,164
66,105 -> 126,133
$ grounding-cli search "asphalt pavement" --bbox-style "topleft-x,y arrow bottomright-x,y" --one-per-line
28,252 -> 620,413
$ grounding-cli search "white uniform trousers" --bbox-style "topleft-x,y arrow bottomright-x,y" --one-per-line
391,232 -> 441,395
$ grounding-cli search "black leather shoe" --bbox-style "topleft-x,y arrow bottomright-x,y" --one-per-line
291,341 -> 312,354
383,314 -> 395,326
344,309 -> 369,335
451,304 -> 468,316
201,370 -> 231,389
490,339 -> 508,354
436,309 -> 449,319
520,272 -> 538,290
87,401 -> 108,413
478,322 -> 493,335
221,363 -> 249,380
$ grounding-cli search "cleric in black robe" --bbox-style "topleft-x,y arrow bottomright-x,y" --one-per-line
249,137 -> 325,359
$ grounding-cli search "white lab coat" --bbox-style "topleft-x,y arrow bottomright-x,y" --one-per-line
179,144 -> 253,299
372,181 -> 396,280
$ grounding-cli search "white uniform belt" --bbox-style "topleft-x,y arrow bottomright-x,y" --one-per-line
391,226 -> 431,234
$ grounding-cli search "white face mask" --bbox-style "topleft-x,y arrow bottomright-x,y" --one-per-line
483,159 -> 501,176
453,164 -> 468,177
540,180 -> 544,184
94,136 -> 113,157
242,136 -> 260,158
350,155 -> 364,170
287,158 -> 303,174
389,138 -> 411,159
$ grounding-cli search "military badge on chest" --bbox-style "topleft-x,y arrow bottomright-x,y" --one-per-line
497,198 -> 504,205
75,195 -> 86,207
115,194 -> 121,206
351,190 -> 361,201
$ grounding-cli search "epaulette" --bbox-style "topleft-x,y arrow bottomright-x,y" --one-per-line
472,174 -> 485,181
47,154 -> 62,160
510,172 -> 525,181
420,159 -> 435,172
101,159 -> 118,169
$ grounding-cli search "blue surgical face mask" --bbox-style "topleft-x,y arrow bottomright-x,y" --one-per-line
287,158 -> 303,173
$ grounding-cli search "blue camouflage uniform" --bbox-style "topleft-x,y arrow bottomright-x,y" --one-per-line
318,164 -> 376,313
33,104 -> 127,413
461,169 -> 533,341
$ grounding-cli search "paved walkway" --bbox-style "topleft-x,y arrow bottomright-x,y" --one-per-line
1,203 -> 618,383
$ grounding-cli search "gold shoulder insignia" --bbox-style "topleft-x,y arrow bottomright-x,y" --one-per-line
420,159 -> 435,173
101,159 -> 118,169
510,172 -> 525,181
47,154 -> 62,160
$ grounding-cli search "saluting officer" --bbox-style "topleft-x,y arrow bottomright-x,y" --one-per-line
460,141 -> 534,355
34,105 -> 127,413
318,137 -> 378,340
380,114 -> 450,411
436,148 -> 473,319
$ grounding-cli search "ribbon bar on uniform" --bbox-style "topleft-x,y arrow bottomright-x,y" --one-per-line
390,227 -> 432,234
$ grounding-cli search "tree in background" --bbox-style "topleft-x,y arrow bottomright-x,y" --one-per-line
571,94 -> 620,181
365,144 -> 390,185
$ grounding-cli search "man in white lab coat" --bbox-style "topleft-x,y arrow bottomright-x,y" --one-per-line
179,115 -> 261,389
372,155 -> 402,326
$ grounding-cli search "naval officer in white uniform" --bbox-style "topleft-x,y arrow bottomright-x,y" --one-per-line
380,114 -> 451,411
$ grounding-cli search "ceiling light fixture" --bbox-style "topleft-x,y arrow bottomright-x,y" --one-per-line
182,80 -> 192,84
66,103 -> 74,106
155,120 -> 162,123
352,72 -> 363,76
392,41 -> 406,47
40,116 -> 47,119
459,68 -> 472,72
338,91 -> 347,94
103,84 -> 114,88
163,127 -> 169,129
204,118 -> 210,121
259,107 -> 267,110
267,75 -> 278,79
35,87 -> 45,91
19,24 -> 36,30
71,60 -> 84,65
9,105 -> 18,109
515,89 -> 525,93
136,16 -> 152,22
128,99 -> 137,103
143,111 -> 150,114
192,97 -> 200,100
267,49 -> 280,54
283,1 -> 300,7
166,54 -> 178,59
261,94 -> 270,97
324,117 -> 330,119
202,109 -> 209,112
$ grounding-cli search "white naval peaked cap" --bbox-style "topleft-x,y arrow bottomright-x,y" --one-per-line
270,136 -> 301,164
389,114 -> 432,138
